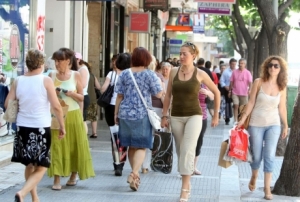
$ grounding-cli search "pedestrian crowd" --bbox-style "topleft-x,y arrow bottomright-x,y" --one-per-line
5,42 -> 288,202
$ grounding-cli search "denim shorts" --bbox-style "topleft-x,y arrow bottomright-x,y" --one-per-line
248,125 -> 281,172
119,116 -> 153,149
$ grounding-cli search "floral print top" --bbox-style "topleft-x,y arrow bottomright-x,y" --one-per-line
115,69 -> 162,120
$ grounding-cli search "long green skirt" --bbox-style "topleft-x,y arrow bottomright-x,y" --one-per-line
47,109 -> 95,180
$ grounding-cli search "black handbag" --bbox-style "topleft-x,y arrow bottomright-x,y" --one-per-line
97,71 -> 116,108
150,129 -> 173,174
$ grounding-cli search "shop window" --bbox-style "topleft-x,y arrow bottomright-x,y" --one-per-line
0,0 -> 30,141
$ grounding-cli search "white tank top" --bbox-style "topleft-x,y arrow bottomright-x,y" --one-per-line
79,65 -> 90,95
249,87 -> 281,127
16,75 -> 51,127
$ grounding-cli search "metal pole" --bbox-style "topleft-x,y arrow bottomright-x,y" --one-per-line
273,0 -> 278,19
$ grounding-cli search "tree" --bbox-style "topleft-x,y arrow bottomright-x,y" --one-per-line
272,79 -> 300,196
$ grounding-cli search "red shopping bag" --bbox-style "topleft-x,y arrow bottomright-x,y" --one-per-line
228,127 -> 248,161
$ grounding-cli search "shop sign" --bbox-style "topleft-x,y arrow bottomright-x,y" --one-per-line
193,14 -> 205,34
24,34 -> 29,74
129,12 -> 151,33
116,0 -> 127,7
169,46 -> 181,54
169,39 -> 183,45
193,0 -> 236,3
37,0 -> 45,52
198,2 -> 232,15
10,25 -> 21,69
0,36 -> 2,73
177,14 -> 191,25
143,0 -> 169,12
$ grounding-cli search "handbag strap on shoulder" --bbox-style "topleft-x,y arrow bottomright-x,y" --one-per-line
110,71 -> 117,86
129,69 -> 148,110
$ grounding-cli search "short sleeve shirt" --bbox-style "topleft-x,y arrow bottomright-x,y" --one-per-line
230,69 -> 252,96
115,69 -> 162,120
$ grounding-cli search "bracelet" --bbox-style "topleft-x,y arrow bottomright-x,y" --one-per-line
161,116 -> 169,119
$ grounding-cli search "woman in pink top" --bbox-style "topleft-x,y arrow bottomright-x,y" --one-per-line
193,85 -> 214,175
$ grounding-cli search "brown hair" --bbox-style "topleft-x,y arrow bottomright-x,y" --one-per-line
181,42 -> 199,57
25,49 -> 45,71
52,48 -> 75,66
131,47 -> 152,67
260,55 -> 288,91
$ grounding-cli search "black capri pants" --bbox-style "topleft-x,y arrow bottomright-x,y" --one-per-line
195,119 -> 208,156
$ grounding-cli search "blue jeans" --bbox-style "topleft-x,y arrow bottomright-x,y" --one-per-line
248,125 -> 281,172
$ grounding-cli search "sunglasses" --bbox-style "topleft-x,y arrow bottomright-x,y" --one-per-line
268,63 -> 280,69
56,87 -> 68,93
184,42 -> 195,50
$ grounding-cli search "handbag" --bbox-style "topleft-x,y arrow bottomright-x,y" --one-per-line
51,99 -> 69,129
3,78 -> 19,123
109,125 -> 127,164
97,71 -> 116,108
238,80 -> 261,129
228,127 -> 249,161
129,69 -> 161,130
150,128 -> 173,174
218,140 -> 233,168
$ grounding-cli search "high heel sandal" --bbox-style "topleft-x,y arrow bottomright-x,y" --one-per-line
264,188 -> 273,200
129,173 -> 140,191
127,172 -> 134,183
179,189 -> 190,202
248,176 -> 257,192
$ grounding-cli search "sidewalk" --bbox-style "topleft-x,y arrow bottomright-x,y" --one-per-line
0,119 -> 300,202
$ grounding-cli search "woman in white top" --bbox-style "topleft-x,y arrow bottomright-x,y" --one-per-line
101,53 -> 131,176
75,52 -> 90,133
237,56 -> 288,200
7,49 -> 65,202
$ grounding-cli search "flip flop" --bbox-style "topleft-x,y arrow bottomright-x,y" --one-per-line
51,184 -> 62,191
14,193 -> 22,202
66,179 -> 77,186
90,134 -> 98,138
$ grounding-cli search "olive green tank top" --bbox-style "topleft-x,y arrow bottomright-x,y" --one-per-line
171,67 -> 202,117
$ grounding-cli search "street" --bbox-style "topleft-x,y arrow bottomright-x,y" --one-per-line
0,119 -> 299,202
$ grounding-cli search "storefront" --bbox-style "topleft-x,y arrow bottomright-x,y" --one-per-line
0,0 -> 36,156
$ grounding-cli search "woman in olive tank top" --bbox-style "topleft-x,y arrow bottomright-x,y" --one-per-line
161,42 -> 221,202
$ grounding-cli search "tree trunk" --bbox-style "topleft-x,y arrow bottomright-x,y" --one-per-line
246,41 -> 255,74
269,20 -> 290,58
253,26 -> 269,79
273,81 -> 300,196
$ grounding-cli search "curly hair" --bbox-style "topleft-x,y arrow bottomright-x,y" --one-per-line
260,55 -> 288,91
26,49 -> 45,71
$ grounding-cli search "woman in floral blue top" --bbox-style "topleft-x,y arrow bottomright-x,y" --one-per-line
114,47 -> 163,191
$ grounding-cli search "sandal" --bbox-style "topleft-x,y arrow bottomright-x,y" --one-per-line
66,179 -> 77,186
179,189 -> 190,202
14,193 -> 22,202
264,188 -> 273,200
129,173 -> 140,191
127,172 -> 134,183
51,184 -> 62,191
193,170 -> 201,175
90,134 -> 97,138
248,176 -> 257,191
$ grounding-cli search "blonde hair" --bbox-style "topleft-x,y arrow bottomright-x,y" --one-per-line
26,49 -> 45,71
181,42 -> 199,56
148,55 -> 156,71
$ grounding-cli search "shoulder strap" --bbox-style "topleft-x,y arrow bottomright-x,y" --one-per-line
129,69 -> 148,109
14,77 -> 18,99
171,67 -> 180,83
255,79 -> 262,99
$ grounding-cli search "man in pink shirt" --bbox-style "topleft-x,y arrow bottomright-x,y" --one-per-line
229,58 -> 252,125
